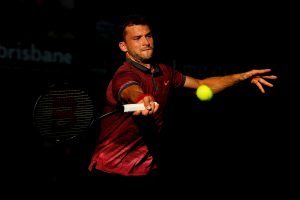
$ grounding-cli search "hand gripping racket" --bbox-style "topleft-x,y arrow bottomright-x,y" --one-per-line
123,102 -> 158,112
90,102 -> 158,125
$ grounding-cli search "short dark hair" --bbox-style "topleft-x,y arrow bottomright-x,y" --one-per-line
116,14 -> 152,42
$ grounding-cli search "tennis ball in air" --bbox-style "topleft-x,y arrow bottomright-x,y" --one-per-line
196,85 -> 213,101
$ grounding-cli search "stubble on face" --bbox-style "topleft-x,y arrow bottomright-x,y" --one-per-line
128,47 -> 154,63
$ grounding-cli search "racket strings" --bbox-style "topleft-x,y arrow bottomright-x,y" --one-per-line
33,88 -> 95,141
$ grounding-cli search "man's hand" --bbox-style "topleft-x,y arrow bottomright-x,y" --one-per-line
241,69 -> 278,93
133,97 -> 159,116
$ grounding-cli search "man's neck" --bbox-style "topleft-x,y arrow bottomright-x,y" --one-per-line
126,55 -> 151,69
126,57 -> 158,74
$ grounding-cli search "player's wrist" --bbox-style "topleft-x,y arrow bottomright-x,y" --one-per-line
239,72 -> 251,81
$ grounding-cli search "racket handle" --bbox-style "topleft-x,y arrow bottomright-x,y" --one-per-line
123,102 -> 158,112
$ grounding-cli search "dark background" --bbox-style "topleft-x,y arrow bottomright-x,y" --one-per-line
0,0 -> 297,194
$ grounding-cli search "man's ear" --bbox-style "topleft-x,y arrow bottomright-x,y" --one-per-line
119,42 -> 127,52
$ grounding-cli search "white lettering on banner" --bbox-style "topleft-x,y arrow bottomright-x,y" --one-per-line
0,43 -> 72,65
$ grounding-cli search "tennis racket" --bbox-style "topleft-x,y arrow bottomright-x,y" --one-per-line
32,83 -> 95,142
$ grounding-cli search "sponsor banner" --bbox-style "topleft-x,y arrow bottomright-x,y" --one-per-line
0,42 -> 72,65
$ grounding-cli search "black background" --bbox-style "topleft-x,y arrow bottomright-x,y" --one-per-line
0,0 -> 297,195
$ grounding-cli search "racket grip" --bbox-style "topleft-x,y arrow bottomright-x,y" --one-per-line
123,102 -> 158,112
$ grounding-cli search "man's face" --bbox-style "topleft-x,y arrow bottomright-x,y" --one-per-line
119,24 -> 154,63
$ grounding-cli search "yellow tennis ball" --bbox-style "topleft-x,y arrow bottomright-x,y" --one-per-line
196,85 -> 213,101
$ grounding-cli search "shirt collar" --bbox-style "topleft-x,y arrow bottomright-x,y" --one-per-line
126,58 -> 160,75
